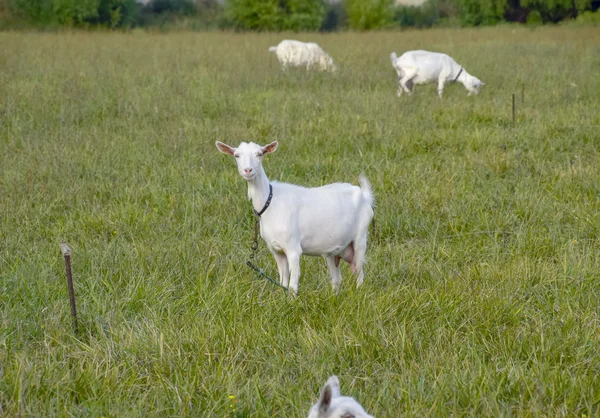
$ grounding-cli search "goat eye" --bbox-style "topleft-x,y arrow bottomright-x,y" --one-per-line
256,153 -> 263,157
234,155 -> 240,158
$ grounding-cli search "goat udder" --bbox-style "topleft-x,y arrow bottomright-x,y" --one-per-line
334,242 -> 355,271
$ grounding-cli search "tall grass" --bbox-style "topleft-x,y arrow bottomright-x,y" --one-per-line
1,27 -> 599,416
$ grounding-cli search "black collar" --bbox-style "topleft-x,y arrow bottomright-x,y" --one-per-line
452,67 -> 464,83
254,184 -> 273,217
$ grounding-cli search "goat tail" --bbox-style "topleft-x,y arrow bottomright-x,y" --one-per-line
390,51 -> 398,66
268,46 -> 278,53
358,173 -> 375,209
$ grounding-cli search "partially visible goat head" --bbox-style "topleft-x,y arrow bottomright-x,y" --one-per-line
215,141 -> 278,181
466,75 -> 485,95
308,376 -> 374,418
315,54 -> 336,72
327,56 -> 337,72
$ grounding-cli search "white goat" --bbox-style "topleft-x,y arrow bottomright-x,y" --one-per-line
390,50 -> 485,98
308,376 -> 374,418
216,141 -> 374,296
268,40 -> 337,72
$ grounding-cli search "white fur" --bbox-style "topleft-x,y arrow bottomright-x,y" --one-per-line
308,376 -> 374,418
390,50 -> 485,98
269,40 -> 337,72
216,141 -> 374,296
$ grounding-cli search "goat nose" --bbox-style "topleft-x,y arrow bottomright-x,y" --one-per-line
244,168 -> 253,174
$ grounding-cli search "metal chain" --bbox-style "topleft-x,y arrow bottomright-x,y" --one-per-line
246,214 -> 288,292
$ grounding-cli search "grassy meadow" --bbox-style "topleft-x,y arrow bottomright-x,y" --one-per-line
1,27 -> 600,416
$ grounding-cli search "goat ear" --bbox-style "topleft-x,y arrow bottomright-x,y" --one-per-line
318,380 -> 334,414
326,375 -> 341,397
262,141 -> 278,155
216,141 -> 235,156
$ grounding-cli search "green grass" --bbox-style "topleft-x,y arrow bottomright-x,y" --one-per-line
1,27 -> 599,417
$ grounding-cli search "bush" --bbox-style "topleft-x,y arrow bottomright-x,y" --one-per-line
454,0 -> 508,26
92,0 -> 138,28
7,0 -> 142,27
575,9 -> 600,24
226,0 -> 281,30
526,9 -> 542,24
282,0 -> 326,30
226,0 -> 326,31
560,9 -> 600,25
345,0 -> 394,30
9,0 -> 100,25
521,0 -> 591,22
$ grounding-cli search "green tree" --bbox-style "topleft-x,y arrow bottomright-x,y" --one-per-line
345,0 -> 394,30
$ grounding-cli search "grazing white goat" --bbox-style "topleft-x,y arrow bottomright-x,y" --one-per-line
390,50 -> 485,98
308,376 -> 374,418
216,141 -> 374,296
268,40 -> 337,72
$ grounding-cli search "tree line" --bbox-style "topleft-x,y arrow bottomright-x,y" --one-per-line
1,0 -> 599,30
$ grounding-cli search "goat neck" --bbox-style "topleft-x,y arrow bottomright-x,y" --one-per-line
246,166 -> 272,215
457,69 -> 470,86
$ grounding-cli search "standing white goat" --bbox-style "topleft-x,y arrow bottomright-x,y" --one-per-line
216,141 -> 374,296
269,40 -> 337,72
308,376 -> 374,418
390,50 -> 485,98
